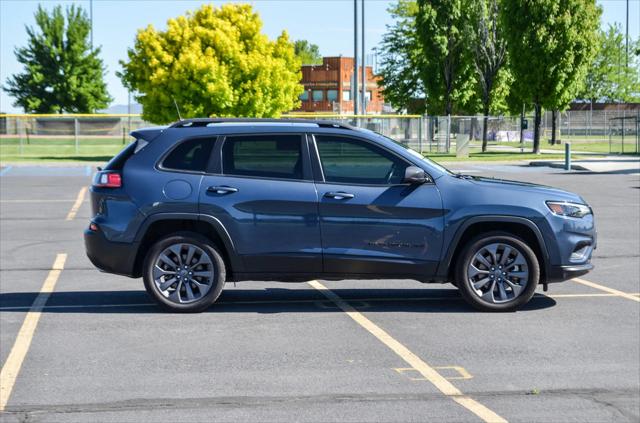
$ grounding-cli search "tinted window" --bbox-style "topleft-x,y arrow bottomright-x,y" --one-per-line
315,135 -> 409,185
222,135 -> 303,180
162,138 -> 214,172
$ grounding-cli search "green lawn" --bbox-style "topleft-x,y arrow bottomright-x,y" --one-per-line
0,136 -> 126,163
424,151 -> 593,162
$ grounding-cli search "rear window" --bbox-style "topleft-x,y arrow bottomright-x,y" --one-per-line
162,138 -> 214,172
104,140 -> 137,171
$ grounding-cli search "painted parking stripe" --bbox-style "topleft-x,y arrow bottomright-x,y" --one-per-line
0,166 -> 12,176
308,280 -> 507,423
0,199 -> 88,203
572,277 -> 640,303
0,253 -> 67,411
65,187 -> 87,221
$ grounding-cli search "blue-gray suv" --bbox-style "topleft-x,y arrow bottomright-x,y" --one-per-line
85,118 -> 596,312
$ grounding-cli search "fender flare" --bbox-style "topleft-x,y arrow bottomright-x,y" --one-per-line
437,215 -> 550,278
134,212 -> 243,273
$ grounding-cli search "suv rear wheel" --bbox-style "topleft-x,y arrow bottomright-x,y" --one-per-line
455,232 -> 539,312
143,232 -> 226,312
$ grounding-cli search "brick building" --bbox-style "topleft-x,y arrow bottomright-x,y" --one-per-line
294,56 -> 384,114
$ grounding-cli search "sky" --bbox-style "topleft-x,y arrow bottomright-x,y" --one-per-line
1,0 -> 639,113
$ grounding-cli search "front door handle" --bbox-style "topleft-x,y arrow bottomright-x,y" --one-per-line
207,185 -> 238,195
324,191 -> 354,200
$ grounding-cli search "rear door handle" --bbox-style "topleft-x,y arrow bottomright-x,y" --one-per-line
324,191 -> 354,200
207,185 -> 238,195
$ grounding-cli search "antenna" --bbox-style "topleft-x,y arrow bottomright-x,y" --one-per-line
172,96 -> 182,121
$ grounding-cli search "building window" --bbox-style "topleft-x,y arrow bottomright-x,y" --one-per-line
299,91 -> 309,101
327,90 -> 338,102
366,91 -> 372,101
342,90 -> 351,101
312,90 -> 324,101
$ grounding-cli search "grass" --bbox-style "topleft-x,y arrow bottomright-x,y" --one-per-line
424,151 -> 591,162
0,135 -> 634,164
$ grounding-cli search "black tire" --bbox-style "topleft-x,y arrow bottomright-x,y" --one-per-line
143,231 -> 226,313
455,232 -> 539,312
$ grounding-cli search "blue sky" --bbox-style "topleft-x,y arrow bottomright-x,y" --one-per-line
1,0 -> 638,113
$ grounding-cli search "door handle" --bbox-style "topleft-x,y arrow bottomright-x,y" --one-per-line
324,191 -> 354,200
207,185 -> 238,195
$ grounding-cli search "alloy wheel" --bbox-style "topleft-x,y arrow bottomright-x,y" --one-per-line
467,242 -> 529,304
153,243 -> 214,304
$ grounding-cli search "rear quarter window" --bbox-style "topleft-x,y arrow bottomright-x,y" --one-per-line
161,138 -> 215,172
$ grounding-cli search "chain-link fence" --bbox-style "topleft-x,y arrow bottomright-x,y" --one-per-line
1,110 -> 638,159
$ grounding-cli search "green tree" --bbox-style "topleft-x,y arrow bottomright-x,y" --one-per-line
294,40 -> 322,65
416,0 -> 476,115
501,0 -> 601,153
3,5 -> 112,113
377,0 -> 426,113
469,0 -> 511,151
580,24 -> 640,103
118,4 -> 303,123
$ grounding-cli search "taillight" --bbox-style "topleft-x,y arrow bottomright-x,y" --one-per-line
94,171 -> 122,188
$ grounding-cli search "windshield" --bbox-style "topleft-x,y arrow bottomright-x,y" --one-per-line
356,127 -> 454,175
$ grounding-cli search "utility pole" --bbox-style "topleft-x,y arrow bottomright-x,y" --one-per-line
625,0 -> 629,68
90,0 -> 94,49
361,0 -> 366,115
353,0 -> 359,115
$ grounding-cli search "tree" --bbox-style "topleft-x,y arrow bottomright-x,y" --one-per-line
294,40 -> 322,65
501,0 -> 601,153
3,5 -> 111,113
377,0 -> 426,113
118,4 -> 303,123
470,0 -> 510,151
579,24 -> 640,103
416,0 -> 476,116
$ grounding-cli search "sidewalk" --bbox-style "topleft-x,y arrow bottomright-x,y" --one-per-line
529,156 -> 640,173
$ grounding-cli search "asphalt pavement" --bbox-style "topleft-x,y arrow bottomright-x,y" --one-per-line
0,163 -> 638,422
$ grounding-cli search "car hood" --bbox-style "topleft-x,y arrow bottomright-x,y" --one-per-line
464,175 -> 585,203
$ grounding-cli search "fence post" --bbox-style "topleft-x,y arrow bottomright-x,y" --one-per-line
74,118 -> 79,154
446,114 -> 451,153
18,118 -> 23,155
418,115 -> 423,153
565,142 -> 571,171
622,109 -> 626,154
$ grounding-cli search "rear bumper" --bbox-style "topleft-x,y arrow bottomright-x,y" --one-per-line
545,263 -> 593,283
84,226 -> 139,278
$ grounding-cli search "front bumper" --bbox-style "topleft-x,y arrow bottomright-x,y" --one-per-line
84,225 -> 139,278
546,263 -> 594,283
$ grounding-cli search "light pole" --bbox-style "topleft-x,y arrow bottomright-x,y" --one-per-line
353,0 -> 359,115
361,0 -> 366,115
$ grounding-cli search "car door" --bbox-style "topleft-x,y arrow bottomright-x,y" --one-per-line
199,133 -> 322,275
312,134 -> 444,278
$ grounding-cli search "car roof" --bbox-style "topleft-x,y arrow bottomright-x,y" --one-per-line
168,118 -> 355,131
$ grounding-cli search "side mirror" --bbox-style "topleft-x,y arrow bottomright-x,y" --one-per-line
404,166 -> 428,184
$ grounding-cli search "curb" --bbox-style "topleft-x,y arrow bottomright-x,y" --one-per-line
528,161 -> 589,171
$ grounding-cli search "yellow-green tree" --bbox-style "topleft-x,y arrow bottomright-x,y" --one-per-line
118,4 -> 303,123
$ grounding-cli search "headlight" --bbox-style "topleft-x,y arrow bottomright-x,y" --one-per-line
546,201 -> 592,218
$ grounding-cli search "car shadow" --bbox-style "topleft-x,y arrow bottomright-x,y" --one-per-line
0,287 -> 556,314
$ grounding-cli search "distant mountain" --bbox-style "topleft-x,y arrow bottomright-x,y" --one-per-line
99,103 -> 143,114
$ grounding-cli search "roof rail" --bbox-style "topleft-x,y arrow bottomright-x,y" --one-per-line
169,117 -> 354,130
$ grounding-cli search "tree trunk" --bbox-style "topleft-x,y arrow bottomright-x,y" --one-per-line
551,110 -> 558,145
533,103 -> 541,154
481,104 -> 490,152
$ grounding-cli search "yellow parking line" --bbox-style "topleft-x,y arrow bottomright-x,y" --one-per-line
308,280 -> 507,423
0,253 -> 67,411
572,278 -> 640,303
65,187 -> 87,221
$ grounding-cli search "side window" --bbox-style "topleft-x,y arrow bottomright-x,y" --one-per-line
315,135 -> 409,185
222,135 -> 303,180
162,138 -> 214,172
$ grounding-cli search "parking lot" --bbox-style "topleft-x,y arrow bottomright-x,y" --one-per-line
0,163 -> 638,422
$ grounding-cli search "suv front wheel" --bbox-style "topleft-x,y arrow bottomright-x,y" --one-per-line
455,232 -> 540,312
143,232 -> 226,312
